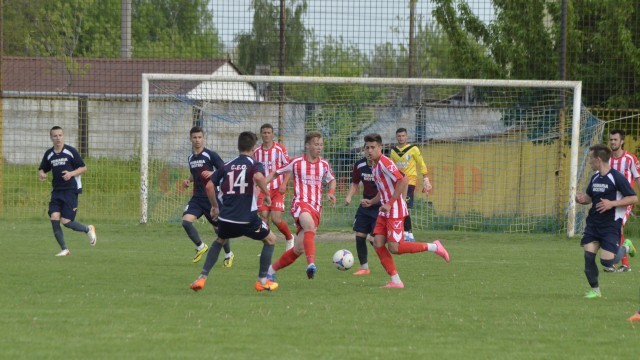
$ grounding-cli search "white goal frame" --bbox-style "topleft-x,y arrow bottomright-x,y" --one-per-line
140,74 -> 583,236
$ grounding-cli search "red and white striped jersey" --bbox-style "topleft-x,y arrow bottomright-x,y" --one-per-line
372,154 -> 408,219
253,142 -> 291,190
610,150 -> 640,186
276,154 -> 335,213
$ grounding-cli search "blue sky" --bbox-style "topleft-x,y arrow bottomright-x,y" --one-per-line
211,0 -> 495,54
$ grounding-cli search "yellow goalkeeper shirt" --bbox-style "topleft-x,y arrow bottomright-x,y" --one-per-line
390,144 -> 428,186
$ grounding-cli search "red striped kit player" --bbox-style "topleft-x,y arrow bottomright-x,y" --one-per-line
254,123 -> 295,250
361,133 -> 450,288
265,131 -> 336,280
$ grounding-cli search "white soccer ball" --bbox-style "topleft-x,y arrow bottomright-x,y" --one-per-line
332,249 -> 354,271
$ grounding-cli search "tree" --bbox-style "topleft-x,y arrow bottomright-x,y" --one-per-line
3,0 -> 222,58
236,0 -> 307,74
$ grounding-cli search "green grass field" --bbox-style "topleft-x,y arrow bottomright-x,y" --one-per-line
1,219 -> 639,359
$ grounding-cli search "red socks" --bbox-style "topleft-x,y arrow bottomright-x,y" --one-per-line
272,248 -> 300,271
276,220 -> 293,240
397,241 -> 428,254
374,246 -> 398,276
303,231 -> 316,264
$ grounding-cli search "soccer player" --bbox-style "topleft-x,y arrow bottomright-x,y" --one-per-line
390,127 -> 431,241
181,126 -> 234,265
190,131 -> 279,292
38,126 -> 96,256
575,144 -> 637,298
345,153 -> 380,275
608,129 -> 640,272
362,133 -> 449,288
253,123 -> 295,250
265,131 -> 336,279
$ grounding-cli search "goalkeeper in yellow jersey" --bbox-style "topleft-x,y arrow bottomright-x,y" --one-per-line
390,128 -> 432,241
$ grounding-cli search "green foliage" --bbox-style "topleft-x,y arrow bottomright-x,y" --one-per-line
236,0 -> 308,74
3,0 -> 222,58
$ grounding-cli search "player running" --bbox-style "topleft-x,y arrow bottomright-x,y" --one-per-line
181,126 -> 234,265
345,154 -> 380,275
253,123 -> 295,250
190,131 -> 279,292
363,133 -> 449,288
265,131 -> 336,279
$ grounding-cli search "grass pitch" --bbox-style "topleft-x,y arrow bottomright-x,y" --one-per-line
1,219 -> 639,359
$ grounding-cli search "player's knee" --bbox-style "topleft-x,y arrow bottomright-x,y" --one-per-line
584,251 -> 596,263
263,232 -> 277,245
600,257 -> 614,268
182,219 -> 194,229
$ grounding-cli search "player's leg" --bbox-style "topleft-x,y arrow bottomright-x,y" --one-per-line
617,210 -> 632,271
49,200 -> 69,256
298,211 -> 319,279
384,217 -> 450,263
59,191 -> 96,246
581,231 -> 602,298
205,212 -> 233,267
248,219 -> 278,291
268,208 -> 303,278
403,185 -> 416,242
371,217 -> 403,288
269,189 -> 294,250
352,207 -> 372,275
190,237 -> 227,292
182,199 -> 209,263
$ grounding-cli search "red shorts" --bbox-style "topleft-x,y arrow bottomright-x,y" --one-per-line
373,216 -> 405,243
257,188 -> 286,212
290,202 -> 321,234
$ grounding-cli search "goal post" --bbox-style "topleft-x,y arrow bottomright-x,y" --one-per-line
141,74 -> 593,237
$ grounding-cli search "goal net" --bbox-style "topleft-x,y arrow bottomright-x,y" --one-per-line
141,75 -> 602,236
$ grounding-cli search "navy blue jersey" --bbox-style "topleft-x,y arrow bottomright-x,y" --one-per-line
211,155 -> 265,224
39,145 -> 85,192
188,148 -> 224,198
586,169 -> 636,227
352,158 -> 379,201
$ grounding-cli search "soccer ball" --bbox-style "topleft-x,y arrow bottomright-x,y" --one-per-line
332,249 -> 354,271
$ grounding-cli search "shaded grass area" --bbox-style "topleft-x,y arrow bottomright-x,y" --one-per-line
1,219 -> 639,359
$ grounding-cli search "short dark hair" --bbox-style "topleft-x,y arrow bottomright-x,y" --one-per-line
190,126 -> 204,136
590,144 -> 611,162
305,131 -> 323,144
260,123 -> 274,132
50,126 -> 63,135
238,131 -> 258,152
364,133 -> 383,145
610,129 -> 626,139
396,128 -> 407,134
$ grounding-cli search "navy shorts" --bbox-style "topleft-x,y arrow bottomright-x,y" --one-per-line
580,223 -> 622,254
48,189 -> 79,221
353,205 -> 380,235
183,197 -> 218,226
217,216 -> 271,241
405,185 -> 416,208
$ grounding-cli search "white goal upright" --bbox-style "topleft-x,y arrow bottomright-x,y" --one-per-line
141,74 -> 600,237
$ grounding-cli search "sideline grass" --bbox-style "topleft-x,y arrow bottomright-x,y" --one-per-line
1,219 -> 639,359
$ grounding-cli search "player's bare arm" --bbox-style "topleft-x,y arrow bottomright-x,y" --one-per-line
182,175 -> 194,188
279,173 -> 291,194
345,182 -> 359,205
575,192 -> 591,205
62,166 -> 87,181
327,179 -> 337,207
38,169 -> 47,181
362,192 -> 381,207
254,172 -> 271,207
422,175 -> 432,194
381,176 -> 408,213
595,195 -> 638,213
